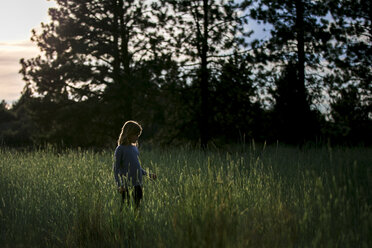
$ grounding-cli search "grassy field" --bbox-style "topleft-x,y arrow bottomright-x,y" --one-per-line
0,144 -> 371,247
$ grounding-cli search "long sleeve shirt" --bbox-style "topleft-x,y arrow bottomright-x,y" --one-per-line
113,145 -> 147,187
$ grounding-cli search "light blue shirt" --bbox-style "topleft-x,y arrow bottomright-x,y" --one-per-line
113,145 -> 147,187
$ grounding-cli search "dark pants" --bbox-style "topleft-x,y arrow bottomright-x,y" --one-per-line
121,185 -> 143,209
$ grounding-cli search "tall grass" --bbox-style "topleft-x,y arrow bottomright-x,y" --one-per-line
0,144 -> 371,247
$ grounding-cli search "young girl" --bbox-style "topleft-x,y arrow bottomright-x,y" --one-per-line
113,120 -> 156,209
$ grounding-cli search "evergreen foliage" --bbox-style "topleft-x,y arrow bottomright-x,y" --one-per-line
0,0 -> 370,147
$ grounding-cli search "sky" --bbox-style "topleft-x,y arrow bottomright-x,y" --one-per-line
0,0 -> 56,104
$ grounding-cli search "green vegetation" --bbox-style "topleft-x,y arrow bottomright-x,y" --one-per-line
0,145 -> 371,247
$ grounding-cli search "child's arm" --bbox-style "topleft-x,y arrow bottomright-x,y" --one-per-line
113,146 -> 123,188
131,146 -> 156,181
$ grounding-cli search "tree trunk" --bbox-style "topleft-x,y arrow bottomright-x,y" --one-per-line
295,0 -> 305,101
113,1 -> 121,85
200,0 -> 209,149
119,0 -> 133,120
295,0 -> 308,143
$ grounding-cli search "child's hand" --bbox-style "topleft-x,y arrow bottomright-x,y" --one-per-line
118,186 -> 125,193
150,173 -> 157,180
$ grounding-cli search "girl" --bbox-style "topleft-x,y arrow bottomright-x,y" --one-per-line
113,120 -> 156,209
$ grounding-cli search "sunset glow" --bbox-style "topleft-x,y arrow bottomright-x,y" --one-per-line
0,0 -> 55,103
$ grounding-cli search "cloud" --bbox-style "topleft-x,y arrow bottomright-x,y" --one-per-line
0,40 -> 39,103
0,40 -> 35,47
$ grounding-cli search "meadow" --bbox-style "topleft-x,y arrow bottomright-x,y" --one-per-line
0,144 -> 371,247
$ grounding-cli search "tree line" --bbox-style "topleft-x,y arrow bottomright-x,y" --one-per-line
0,0 -> 371,148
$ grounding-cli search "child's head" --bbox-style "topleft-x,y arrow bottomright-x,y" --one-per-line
117,120 -> 142,146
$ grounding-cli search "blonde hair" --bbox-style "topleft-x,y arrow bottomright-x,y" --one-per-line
117,120 -> 143,146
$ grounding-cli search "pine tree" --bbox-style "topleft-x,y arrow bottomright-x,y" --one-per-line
325,0 -> 371,130
242,0 -> 332,143
157,0 -> 251,148
19,0 -> 167,145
